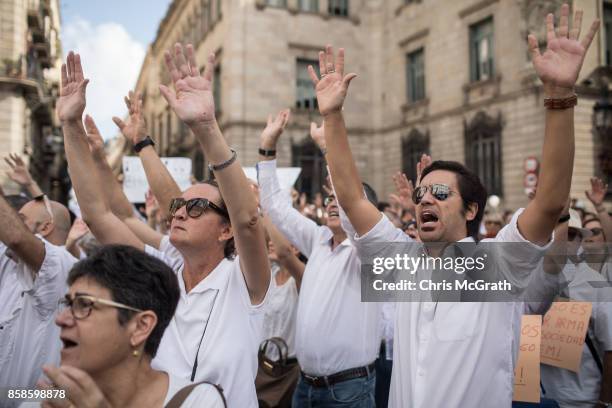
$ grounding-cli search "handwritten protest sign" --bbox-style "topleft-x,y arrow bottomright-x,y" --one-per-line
123,157 -> 192,203
541,300 -> 592,372
513,315 -> 542,403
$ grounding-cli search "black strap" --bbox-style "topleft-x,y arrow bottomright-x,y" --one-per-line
191,289 -> 219,381
165,380 -> 227,408
585,331 -> 604,373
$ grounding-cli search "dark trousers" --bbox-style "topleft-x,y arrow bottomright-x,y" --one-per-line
374,343 -> 392,408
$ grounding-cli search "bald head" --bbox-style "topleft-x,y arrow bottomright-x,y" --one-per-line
19,199 -> 71,245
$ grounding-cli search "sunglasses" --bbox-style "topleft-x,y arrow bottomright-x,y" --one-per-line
412,184 -> 455,205
169,197 -> 229,219
58,294 -> 142,320
568,228 -> 582,241
324,195 -> 336,206
589,228 -> 603,236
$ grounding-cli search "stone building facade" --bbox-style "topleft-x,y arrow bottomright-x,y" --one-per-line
134,0 -> 612,210
0,0 -> 67,201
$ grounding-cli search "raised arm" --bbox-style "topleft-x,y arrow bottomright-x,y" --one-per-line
4,153 -> 44,198
258,110 -> 321,256
57,52 -> 144,250
113,91 -> 182,221
83,115 -> 163,248
159,43 -> 269,303
308,45 -> 381,236
586,177 -> 612,241
518,5 -> 600,245
262,215 -> 305,291
0,186 -> 45,274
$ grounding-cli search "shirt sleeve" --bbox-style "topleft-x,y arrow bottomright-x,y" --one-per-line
352,213 -> 414,258
14,241 -> 77,318
257,160 -> 321,257
521,263 -> 562,315
491,208 -> 554,292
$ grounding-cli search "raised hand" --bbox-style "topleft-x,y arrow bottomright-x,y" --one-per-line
57,52 -> 89,122
309,121 -> 326,151
308,45 -> 357,116
391,171 -> 415,211
113,91 -> 148,145
83,115 -> 105,157
4,153 -> 33,187
144,189 -> 159,219
415,153 -> 432,186
67,218 -> 90,243
260,109 -> 290,150
585,177 -> 608,207
160,43 -> 216,126
527,4 -> 599,97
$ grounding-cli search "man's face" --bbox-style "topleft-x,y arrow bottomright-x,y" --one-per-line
56,277 -> 131,375
416,170 -> 473,242
582,219 -> 606,254
169,184 -> 230,253
324,194 -> 341,230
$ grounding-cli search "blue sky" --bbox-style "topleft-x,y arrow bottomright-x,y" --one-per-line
59,0 -> 171,139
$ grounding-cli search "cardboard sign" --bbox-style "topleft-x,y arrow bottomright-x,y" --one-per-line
122,157 -> 192,203
513,315 -> 542,403
541,300 -> 593,372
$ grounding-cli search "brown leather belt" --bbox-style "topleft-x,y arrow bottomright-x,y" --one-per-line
301,362 -> 375,387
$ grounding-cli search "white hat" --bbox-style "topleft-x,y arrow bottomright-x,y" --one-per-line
568,209 -> 593,238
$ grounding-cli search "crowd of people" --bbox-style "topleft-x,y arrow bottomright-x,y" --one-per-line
0,3 -> 610,408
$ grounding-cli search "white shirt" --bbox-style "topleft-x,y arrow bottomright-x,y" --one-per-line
19,372 -> 225,408
145,240 -> 267,408
258,159 -> 382,376
0,240 -> 76,399
262,263 -> 299,358
343,209 -> 553,408
540,261 -> 612,408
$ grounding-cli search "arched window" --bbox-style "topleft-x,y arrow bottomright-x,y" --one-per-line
292,137 -> 326,198
402,129 -> 429,183
464,111 -> 503,196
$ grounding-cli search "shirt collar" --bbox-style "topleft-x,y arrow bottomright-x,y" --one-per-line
179,257 -> 233,295
320,227 -> 352,247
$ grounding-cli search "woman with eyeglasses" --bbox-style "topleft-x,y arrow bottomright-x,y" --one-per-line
20,245 -> 224,407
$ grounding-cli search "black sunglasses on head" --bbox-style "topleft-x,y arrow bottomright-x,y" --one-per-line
568,227 -> 582,241
412,184 -> 454,205
169,197 -> 229,219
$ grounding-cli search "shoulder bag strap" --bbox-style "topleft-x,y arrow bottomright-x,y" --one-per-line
165,380 -> 227,408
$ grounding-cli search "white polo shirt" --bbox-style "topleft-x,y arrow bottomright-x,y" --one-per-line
145,241 -> 267,408
541,261 -> 612,408
343,209 -> 553,408
258,160 -> 382,376
0,241 -> 76,397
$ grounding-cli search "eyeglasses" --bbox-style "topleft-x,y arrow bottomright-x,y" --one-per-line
568,228 -> 582,242
412,184 -> 455,205
589,228 -> 603,236
33,194 -> 54,223
169,197 -> 229,219
324,195 -> 336,206
58,294 -> 143,320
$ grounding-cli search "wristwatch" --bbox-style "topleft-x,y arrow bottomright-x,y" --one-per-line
258,148 -> 276,157
134,136 -> 155,153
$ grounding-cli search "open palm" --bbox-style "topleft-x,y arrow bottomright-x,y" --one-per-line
528,5 -> 599,94
160,43 -> 216,126
57,52 -> 89,122
113,91 -> 148,144
308,45 -> 357,116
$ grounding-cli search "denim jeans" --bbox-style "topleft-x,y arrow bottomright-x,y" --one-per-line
512,399 -> 560,408
291,371 -> 376,408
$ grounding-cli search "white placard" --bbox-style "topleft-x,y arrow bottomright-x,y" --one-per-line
122,156 -> 192,203
243,167 -> 302,191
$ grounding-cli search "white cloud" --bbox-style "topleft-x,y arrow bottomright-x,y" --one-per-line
62,18 -> 145,140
